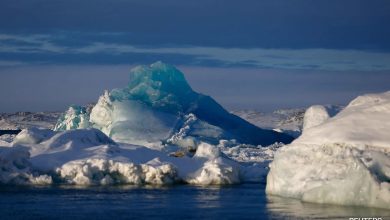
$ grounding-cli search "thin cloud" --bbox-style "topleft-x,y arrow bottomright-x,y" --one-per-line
1,33 -> 390,71
0,34 -> 65,53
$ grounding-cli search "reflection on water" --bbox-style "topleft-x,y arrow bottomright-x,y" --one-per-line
194,185 -> 223,209
267,195 -> 390,220
0,184 -> 389,219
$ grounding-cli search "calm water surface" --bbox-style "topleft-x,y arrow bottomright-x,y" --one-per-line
0,183 -> 389,219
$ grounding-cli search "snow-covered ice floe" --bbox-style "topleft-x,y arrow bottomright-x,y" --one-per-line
0,127 -> 275,186
266,91 -> 390,209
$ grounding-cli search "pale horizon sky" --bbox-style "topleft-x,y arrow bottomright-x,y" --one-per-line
1,64 -> 389,113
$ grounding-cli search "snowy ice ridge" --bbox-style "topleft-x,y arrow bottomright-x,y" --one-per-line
267,91 -> 390,209
1,127 -> 277,186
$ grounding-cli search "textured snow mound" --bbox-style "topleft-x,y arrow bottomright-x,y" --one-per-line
59,62 -> 292,146
13,127 -> 55,145
42,128 -> 115,149
302,105 -> 330,130
0,146 -> 53,185
194,142 -> 221,159
298,92 -> 390,147
58,158 -> 179,185
189,143 -> 240,184
302,105 -> 343,131
0,128 -> 250,186
266,91 -> 390,209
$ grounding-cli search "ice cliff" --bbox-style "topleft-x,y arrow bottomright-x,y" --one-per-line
266,91 -> 390,209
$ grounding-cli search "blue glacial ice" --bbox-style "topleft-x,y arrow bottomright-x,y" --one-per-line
57,61 -> 293,148
54,105 -> 90,131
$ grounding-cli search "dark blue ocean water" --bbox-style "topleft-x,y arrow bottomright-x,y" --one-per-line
0,183 -> 389,220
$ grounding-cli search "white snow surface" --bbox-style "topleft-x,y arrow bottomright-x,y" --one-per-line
299,93 -> 390,147
267,91 -> 390,209
13,127 -> 55,145
302,105 -> 343,132
302,105 -> 331,131
0,127 -> 270,186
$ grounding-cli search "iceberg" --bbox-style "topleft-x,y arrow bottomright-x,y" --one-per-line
0,127 -> 248,185
57,62 -> 293,147
266,91 -> 390,209
0,62 -> 290,186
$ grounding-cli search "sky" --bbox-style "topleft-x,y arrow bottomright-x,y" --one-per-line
1,0 -> 390,112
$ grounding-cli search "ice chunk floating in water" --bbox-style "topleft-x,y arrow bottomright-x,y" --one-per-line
1,128 -> 246,185
266,91 -> 390,209
58,61 -> 293,147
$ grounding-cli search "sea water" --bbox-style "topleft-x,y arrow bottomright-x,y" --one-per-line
0,183 -> 389,219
